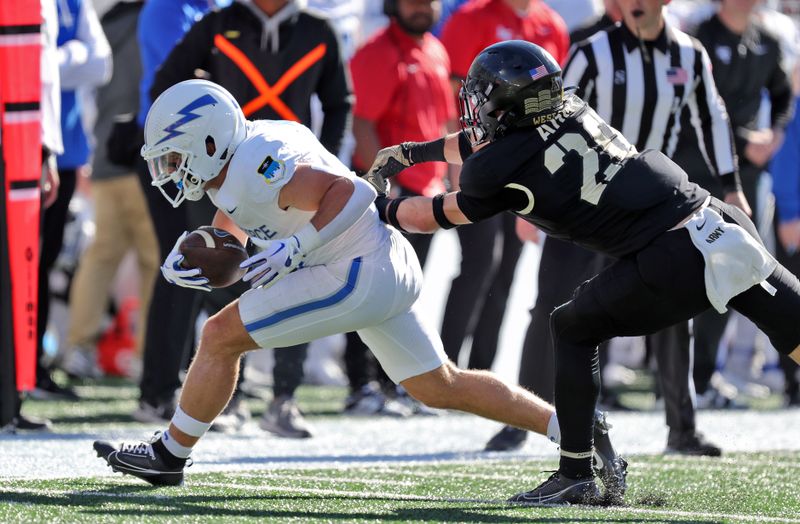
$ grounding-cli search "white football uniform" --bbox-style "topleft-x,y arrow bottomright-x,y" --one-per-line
206,120 -> 447,383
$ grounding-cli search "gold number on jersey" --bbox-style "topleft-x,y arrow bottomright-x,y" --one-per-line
543,109 -> 634,205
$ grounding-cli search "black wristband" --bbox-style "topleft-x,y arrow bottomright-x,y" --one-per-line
402,137 -> 447,164
432,193 -> 457,229
457,131 -> 474,161
375,195 -> 391,223
719,172 -> 742,194
375,195 -> 410,233
387,198 -> 410,233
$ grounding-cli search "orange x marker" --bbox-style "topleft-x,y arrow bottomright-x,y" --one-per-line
213,34 -> 326,121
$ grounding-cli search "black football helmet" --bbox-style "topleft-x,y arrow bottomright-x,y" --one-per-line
459,40 -> 563,144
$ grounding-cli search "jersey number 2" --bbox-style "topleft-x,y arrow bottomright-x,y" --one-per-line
543,111 -> 632,205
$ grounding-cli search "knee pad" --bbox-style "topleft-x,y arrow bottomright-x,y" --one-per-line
549,299 -> 609,349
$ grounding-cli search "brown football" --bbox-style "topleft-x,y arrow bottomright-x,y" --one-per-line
179,226 -> 248,288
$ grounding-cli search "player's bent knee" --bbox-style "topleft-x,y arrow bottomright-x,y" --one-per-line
550,302 -> 604,348
199,303 -> 257,358
400,363 -> 458,409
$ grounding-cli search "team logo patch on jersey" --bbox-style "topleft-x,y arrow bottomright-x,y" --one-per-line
257,155 -> 285,184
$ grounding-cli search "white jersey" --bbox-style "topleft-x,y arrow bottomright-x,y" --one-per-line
206,120 -> 389,266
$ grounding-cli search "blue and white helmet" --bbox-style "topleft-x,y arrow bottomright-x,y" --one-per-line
141,79 -> 247,207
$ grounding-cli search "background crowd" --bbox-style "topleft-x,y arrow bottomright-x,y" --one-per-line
9,0 -> 800,460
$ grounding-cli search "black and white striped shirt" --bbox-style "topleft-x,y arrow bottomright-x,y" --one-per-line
563,22 -> 738,181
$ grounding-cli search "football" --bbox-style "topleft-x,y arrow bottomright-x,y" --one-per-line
179,226 -> 248,288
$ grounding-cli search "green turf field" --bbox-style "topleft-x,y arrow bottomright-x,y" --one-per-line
2,379 -> 799,523
3,452 -> 799,522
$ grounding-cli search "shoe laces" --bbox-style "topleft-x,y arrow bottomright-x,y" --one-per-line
120,440 -> 156,460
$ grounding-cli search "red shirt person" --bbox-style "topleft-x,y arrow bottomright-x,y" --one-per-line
441,0 -> 570,80
350,0 -> 457,199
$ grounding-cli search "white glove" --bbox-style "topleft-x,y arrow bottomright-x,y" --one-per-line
160,232 -> 211,292
240,236 -> 305,289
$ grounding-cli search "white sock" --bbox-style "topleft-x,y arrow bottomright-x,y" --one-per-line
547,412 -> 561,444
161,429 -> 193,459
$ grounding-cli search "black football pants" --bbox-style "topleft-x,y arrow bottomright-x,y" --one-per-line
553,200 -> 800,475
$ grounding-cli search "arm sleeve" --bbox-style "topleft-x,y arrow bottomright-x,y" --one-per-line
690,45 -> 738,179
150,14 -> 215,102
58,0 -> 112,89
456,187 -> 527,222
317,22 -> 354,156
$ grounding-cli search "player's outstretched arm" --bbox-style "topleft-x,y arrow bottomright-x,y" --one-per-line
376,192 -> 471,234
365,132 -> 473,195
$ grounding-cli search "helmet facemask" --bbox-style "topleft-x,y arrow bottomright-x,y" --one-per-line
146,147 -> 206,207
459,80 -> 502,146
145,135 -> 228,207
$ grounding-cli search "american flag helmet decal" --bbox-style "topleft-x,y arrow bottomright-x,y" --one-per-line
530,65 -> 548,80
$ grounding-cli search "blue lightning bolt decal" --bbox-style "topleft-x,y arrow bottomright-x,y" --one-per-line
155,94 -> 218,145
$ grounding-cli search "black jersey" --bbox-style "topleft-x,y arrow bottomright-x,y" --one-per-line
457,94 -> 709,258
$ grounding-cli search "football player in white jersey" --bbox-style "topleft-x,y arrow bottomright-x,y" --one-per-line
93,79 -> 626,502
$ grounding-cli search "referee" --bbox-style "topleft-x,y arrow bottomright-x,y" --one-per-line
486,0 -> 747,455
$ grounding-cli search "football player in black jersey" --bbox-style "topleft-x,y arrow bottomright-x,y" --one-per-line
366,40 -> 800,505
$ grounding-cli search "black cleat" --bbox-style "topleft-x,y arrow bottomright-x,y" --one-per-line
592,410 -> 628,504
509,471 -> 600,506
93,433 -> 188,486
484,425 -> 528,452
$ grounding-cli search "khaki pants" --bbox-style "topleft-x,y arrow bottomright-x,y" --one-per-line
67,175 -> 159,355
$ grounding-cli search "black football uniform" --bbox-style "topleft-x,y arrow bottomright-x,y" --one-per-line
451,93 -> 800,355
444,93 -> 800,469
457,94 -> 708,259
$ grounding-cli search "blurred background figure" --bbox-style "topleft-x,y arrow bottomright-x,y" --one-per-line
61,0 -> 158,387
676,0 -> 794,409
39,0 -> 111,389
346,0 -> 455,416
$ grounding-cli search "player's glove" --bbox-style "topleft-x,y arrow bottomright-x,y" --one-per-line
161,232 -> 211,292
240,235 -> 304,289
365,144 -> 413,195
